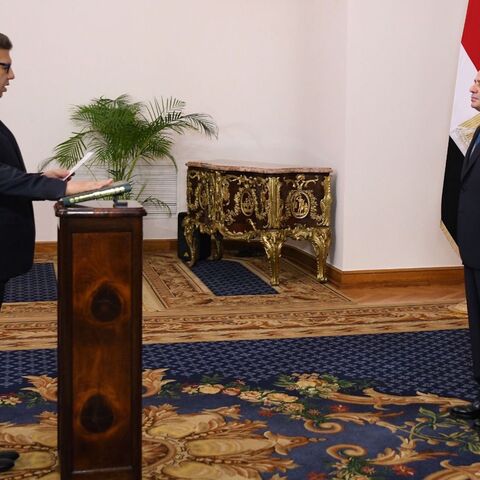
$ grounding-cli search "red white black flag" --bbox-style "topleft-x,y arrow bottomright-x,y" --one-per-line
441,0 -> 480,246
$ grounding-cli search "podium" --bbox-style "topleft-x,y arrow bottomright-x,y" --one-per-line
55,200 -> 146,479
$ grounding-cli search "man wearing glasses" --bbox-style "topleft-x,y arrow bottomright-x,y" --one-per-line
0,33 -> 112,471
0,61 -> 11,96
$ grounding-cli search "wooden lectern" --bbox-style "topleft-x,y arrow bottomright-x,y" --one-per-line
55,200 -> 146,480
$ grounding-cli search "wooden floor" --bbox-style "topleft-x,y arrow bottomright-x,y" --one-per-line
222,243 -> 467,306
337,282 -> 465,305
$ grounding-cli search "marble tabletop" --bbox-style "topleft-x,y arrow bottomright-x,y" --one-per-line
186,160 -> 332,174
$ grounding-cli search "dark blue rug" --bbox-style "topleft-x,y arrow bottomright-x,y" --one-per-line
4,263 -> 57,302
5,260 -> 275,301
190,259 -> 277,296
0,329 -> 477,400
0,331 -> 479,479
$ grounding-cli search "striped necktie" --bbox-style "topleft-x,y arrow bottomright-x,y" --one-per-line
463,134 -> 480,175
471,133 -> 480,156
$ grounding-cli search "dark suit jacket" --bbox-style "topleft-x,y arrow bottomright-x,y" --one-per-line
457,126 -> 480,268
0,120 -> 66,280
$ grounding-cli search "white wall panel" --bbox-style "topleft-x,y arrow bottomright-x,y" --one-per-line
0,0 -> 469,270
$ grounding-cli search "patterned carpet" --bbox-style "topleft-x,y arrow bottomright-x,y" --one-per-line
0,252 -> 478,479
0,365 -> 477,480
0,252 -> 468,350
3,263 -> 57,303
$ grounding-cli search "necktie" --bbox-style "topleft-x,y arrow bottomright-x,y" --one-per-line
471,134 -> 480,155
462,135 -> 480,177
463,134 -> 480,175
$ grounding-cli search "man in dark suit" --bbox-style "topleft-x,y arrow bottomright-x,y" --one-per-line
0,32 -> 112,311
451,69 -> 480,428
0,31 -> 112,471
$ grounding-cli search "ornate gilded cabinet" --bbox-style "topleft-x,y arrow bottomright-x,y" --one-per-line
184,161 -> 332,286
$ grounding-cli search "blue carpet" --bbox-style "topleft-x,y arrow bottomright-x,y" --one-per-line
142,330 -> 479,400
0,330 -> 477,400
4,263 -> 57,302
5,260 -> 275,300
190,259 -> 277,295
0,332 -> 479,479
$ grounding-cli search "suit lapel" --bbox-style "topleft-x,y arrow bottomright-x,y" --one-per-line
0,120 -> 26,171
462,127 -> 480,180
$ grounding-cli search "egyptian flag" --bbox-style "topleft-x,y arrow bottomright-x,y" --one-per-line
441,0 -> 480,248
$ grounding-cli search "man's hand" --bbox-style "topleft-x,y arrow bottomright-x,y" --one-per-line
42,168 -> 70,179
65,179 -> 114,196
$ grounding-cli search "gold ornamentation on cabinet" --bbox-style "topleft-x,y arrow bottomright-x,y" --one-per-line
319,175 -> 332,227
187,170 -> 209,213
289,225 -> 331,282
284,174 -> 319,190
182,215 -> 198,264
284,174 -> 325,223
184,165 -> 332,285
290,190 -> 311,219
240,189 -> 255,216
266,177 -> 281,229
198,183 -> 209,210
259,229 -> 287,286
222,174 -> 268,227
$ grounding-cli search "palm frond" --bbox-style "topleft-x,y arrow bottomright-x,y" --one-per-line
141,196 -> 172,214
48,94 -> 217,205
169,113 -> 218,138
43,132 -> 88,170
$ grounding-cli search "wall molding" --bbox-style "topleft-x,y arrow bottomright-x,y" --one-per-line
223,240 -> 464,287
36,240 -> 464,287
35,239 -> 177,255
35,242 -> 57,255
280,244 -> 464,287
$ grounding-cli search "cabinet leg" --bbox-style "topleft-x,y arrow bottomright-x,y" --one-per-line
212,232 -> 224,260
183,216 -> 198,267
259,230 -> 286,286
310,228 -> 331,282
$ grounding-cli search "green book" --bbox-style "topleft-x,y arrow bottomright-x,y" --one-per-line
60,181 -> 132,206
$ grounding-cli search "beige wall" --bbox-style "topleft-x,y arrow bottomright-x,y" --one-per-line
341,0 -> 467,270
0,0 -> 468,271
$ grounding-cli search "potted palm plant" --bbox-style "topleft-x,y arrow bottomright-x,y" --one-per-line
41,94 -> 217,209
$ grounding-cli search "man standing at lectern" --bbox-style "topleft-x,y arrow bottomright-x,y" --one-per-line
0,31 -> 112,471
451,69 -> 480,429
0,32 -> 112,317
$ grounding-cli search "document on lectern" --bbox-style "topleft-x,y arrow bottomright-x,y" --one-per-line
60,181 -> 132,206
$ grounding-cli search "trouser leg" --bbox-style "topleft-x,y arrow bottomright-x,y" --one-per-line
464,266 -> 480,385
0,280 -> 19,468
0,279 -> 20,470
0,280 -> 6,311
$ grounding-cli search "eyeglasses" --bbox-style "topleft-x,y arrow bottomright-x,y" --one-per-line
0,62 -> 12,73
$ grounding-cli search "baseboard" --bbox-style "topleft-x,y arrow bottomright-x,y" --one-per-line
281,244 -> 464,287
325,264 -> 464,287
35,241 -> 57,255
35,239 -> 178,256
223,240 -> 463,287
36,239 -> 464,287
143,239 -> 177,253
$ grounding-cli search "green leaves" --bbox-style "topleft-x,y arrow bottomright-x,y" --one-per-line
43,94 -> 218,205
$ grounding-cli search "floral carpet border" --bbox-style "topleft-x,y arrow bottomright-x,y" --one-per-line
0,369 -> 478,479
0,302 -> 468,351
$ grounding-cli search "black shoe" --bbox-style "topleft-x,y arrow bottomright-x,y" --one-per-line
0,450 -> 19,461
450,401 -> 480,419
0,458 -> 14,473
